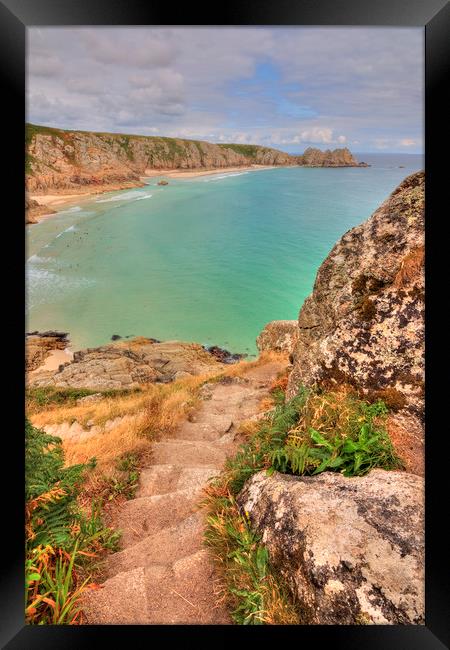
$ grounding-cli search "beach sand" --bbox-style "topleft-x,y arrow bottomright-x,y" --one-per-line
31,348 -> 74,373
28,165 -> 279,223
142,164 -> 278,179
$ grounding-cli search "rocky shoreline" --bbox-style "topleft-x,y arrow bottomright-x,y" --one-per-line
26,331 -> 247,389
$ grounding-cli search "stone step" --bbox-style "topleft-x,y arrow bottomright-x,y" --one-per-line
107,512 -> 205,577
138,464 -> 220,498
82,566 -> 150,624
151,439 -> 230,467
114,489 -> 202,547
145,550 -> 231,624
173,417 -> 232,442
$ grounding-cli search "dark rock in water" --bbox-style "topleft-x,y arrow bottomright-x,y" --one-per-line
205,345 -> 245,364
26,330 -> 69,340
157,180 -> 169,185
111,334 -> 122,341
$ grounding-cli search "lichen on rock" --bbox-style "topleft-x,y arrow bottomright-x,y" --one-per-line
237,469 -> 424,625
256,320 -> 298,354
286,171 -> 425,474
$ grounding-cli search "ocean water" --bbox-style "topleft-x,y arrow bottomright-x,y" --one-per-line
26,153 -> 423,356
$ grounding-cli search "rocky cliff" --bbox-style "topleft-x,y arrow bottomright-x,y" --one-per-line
299,146 -> 368,167
286,171 -> 424,474
25,197 -> 56,224
25,123 -> 364,194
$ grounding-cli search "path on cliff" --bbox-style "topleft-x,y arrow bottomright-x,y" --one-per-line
82,360 -> 285,624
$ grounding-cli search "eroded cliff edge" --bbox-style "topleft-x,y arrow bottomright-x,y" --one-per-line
25,123 -> 365,195
287,170 -> 424,474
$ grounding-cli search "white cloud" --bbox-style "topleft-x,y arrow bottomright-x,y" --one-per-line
27,27 -> 424,153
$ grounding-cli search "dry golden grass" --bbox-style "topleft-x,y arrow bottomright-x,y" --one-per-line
393,245 -> 424,288
203,481 -> 300,625
287,385 -> 356,446
28,351 -> 289,486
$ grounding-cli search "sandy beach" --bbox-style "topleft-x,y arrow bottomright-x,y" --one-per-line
142,164 -> 278,179
28,165 -> 279,223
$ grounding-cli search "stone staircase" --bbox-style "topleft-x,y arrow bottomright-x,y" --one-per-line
82,361 -> 284,624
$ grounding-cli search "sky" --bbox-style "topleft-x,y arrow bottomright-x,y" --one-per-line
27,27 -> 424,154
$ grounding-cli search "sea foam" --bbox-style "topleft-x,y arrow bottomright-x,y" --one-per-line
96,190 -> 152,203
203,172 -> 249,182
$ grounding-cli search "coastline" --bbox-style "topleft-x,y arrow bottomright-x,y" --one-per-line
142,164 -> 279,179
27,165 -> 281,223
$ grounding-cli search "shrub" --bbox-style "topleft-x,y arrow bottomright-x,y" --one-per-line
25,419 -> 117,624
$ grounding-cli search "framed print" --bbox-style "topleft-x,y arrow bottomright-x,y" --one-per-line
1,0 -> 448,647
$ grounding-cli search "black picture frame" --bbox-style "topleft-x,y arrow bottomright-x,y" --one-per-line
1,1 -> 448,647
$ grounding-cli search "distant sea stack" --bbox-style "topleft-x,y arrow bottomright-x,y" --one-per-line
298,146 -> 369,167
25,123 -> 365,195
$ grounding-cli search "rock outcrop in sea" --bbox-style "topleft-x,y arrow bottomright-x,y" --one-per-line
298,146 -> 369,167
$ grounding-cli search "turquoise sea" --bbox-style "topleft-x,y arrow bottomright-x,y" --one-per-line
26,153 -> 423,356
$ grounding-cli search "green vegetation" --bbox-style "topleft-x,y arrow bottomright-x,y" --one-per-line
204,487 -> 300,625
204,380 -> 402,623
25,419 -> 119,625
218,143 -> 266,159
26,386 -> 140,411
118,135 -> 134,161
107,453 -> 140,500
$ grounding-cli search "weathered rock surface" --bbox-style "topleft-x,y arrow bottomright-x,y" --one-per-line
299,147 -> 366,167
27,339 -> 225,390
287,171 -> 425,473
256,320 -> 298,353
26,124 -> 364,193
238,469 -> 424,625
25,197 -> 56,223
25,331 -> 70,371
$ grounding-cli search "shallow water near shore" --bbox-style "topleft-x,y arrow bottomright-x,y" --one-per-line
26,153 -> 423,356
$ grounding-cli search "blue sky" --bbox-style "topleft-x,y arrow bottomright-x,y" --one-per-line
27,27 -> 424,153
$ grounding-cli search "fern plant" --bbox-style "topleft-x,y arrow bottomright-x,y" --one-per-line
25,419 -> 95,549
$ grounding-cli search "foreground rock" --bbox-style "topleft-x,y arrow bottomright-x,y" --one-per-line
27,339 -> 226,390
26,331 -> 70,371
256,320 -> 297,354
287,171 -> 425,474
238,469 -> 424,625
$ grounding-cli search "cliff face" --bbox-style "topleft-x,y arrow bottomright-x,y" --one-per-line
26,124 -> 295,193
25,197 -> 56,223
25,124 -> 363,193
299,146 -> 367,167
286,171 -> 424,472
